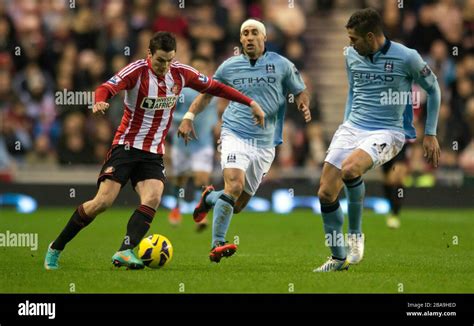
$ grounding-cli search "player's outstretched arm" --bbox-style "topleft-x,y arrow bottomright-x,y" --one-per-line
177,93 -> 213,145
295,89 -> 311,123
92,86 -> 111,114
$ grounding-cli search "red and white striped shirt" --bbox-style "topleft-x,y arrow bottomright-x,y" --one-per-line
95,58 -> 252,154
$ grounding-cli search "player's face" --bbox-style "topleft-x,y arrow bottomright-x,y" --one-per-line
240,27 -> 266,59
148,49 -> 176,76
347,28 -> 371,56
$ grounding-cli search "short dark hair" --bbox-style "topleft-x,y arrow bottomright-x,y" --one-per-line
149,31 -> 176,54
345,8 -> 383,36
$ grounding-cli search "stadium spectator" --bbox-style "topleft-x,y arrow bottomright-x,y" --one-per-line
25,134 -> 58,166
57,112 -> 95,165
152,1 -> 189,38
407,4 -> 443,55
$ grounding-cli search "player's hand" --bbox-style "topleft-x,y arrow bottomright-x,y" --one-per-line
298,102 -> 312,123
250,101 -> 265,128
423,135 -> 441,167
177,119 -> 197,145
93,101 -> 109,114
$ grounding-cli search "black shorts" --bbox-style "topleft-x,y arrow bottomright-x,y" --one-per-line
382,142 -> 411,174
97,145 -> 166,189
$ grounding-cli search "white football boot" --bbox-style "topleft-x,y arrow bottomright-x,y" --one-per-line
347,233 -> 365,264
313,257 -> 350,272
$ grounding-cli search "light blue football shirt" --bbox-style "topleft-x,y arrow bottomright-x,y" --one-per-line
172,87 -> 218,151
344,39 -> 441,139
213,50 -> 306,148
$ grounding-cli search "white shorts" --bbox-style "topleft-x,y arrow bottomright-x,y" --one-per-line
171,146 -> 214,175
325,122 -> 405,169
220,130 -> 275,196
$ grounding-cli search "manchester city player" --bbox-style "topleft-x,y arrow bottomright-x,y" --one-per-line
168,55 -> 219,232
178,19 -> 311,262
314,8 -> 441,272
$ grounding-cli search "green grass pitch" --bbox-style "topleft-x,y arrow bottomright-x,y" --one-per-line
1,207 -> 473,293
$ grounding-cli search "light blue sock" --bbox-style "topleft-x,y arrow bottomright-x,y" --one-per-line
205,190 -> 224,207
211,193 -> 235,247
343,177 -> 365,235
320,200 -> 346,260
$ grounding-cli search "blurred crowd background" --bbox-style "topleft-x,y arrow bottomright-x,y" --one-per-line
0,0 -> 473,184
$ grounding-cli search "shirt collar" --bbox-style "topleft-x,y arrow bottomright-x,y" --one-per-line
367,38 -> 391,63
242,48 -> 267,66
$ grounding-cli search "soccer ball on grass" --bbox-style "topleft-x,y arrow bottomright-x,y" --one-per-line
138,234 -> 173,268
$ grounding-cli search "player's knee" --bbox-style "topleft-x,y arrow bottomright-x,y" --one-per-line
341,161 -> 361,181
141,192 -> 161,210
225,182 -> 243,199
92,197 -> 113,214
317,187 -> 337,204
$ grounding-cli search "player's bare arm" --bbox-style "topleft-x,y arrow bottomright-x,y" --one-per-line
177,93 -> 213,144
178,97 -> 265,145
295,89 -> 311,123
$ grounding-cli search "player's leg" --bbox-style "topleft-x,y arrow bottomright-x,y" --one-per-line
384,160 -> 407,229
234,191 -> 252,214
112,151 -> 166,269
340,149 -> 372,264
168,146 -> 189,225
168,175 -> 187,225
314,123 -> 357,272
56,179 -> 122,250
45,144 -> 131,270
314,162 -> 349,272
192,171 -> 212,232
341,149 -> 372,235
111,178 -> 164,269
190,146 -> 215,231
232,145 -> 274,214
209,167 -> 244,262
44,179 -> 121,270
343,129 -> 405,264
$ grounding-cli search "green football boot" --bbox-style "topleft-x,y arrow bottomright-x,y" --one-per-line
44,242 -> 61,270
112,249 -> 144,270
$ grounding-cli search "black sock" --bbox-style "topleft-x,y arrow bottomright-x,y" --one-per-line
52,205 -> 95,251
119,205 -> 156,251
383,184 -> 403,216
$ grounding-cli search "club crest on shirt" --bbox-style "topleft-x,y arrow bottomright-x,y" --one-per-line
266,63 -> 276,73
384,61 -> 394,73
140,96 -> 178,110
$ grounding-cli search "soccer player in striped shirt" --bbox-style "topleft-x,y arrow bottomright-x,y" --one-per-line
314,9 -> 441,272
44,32 -> 265,270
